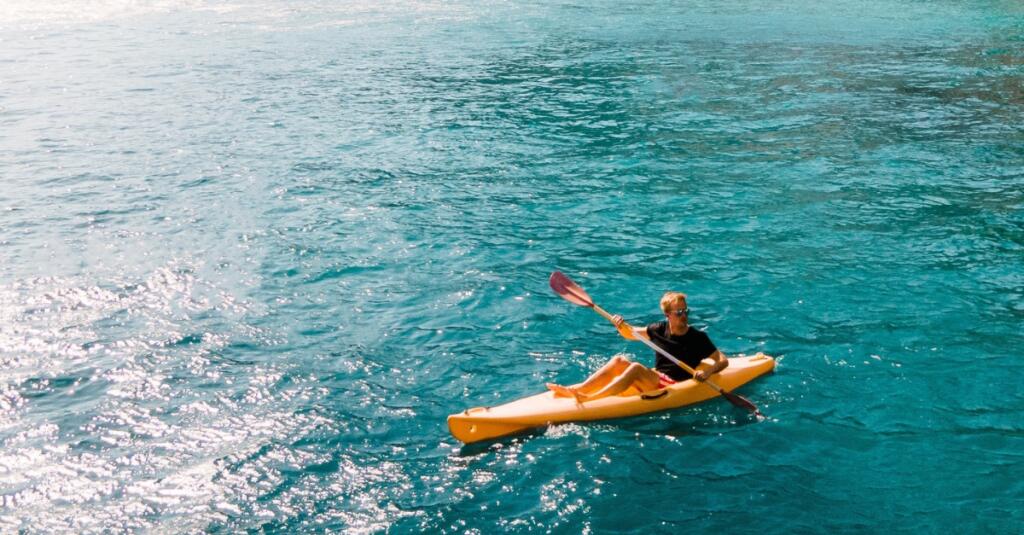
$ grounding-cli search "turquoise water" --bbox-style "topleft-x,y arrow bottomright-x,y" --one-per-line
2,0 -> 1023,532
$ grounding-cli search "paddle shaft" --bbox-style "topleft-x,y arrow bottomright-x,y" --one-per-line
589,303 -> 731,395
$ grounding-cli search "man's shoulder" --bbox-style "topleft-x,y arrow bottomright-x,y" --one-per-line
646,320 -> 667,335
687,327 -> 716,347
684,326 -> 711,340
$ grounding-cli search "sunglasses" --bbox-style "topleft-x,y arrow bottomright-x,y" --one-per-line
667,308 -> 689,318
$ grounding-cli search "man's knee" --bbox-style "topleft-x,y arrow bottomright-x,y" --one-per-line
624,362 -> 646,377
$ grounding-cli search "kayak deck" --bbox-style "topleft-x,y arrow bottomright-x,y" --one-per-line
448,353 -> 775,444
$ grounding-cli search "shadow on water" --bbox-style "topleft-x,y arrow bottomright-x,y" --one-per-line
615,409 -> 767,438
454,427 -> 548,456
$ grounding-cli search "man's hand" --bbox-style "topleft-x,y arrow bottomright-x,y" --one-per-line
693,370 -> 708,382
611,314 -> 633,340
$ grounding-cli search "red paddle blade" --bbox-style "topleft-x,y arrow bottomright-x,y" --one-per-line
549,271 -> 594,307
721,390 -> 763,418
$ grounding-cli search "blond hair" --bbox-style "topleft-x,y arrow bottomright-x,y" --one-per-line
659,291 -> 688,313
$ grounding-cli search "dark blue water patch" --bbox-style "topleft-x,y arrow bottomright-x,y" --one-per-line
9,374 -> 98,424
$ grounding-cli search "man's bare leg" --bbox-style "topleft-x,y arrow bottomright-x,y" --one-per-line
547,355 -> 631,398
576,363 -> 661,402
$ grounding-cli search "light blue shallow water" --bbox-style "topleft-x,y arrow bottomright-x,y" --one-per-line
1,1 -> 1023,532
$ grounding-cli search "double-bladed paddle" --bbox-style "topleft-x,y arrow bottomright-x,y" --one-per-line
549,270 -> 764,418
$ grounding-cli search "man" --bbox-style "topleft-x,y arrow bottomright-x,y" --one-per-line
546,291 -> 728,402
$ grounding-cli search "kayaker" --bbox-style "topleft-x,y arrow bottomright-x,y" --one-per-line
546,291 -> 728,402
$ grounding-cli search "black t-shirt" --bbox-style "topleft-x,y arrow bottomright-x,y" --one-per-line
645,321 -> 718,381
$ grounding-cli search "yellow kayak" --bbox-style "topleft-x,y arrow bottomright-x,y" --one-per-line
448,353 -> 775,444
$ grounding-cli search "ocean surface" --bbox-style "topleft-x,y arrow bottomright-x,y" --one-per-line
2,1 -> 1022,532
